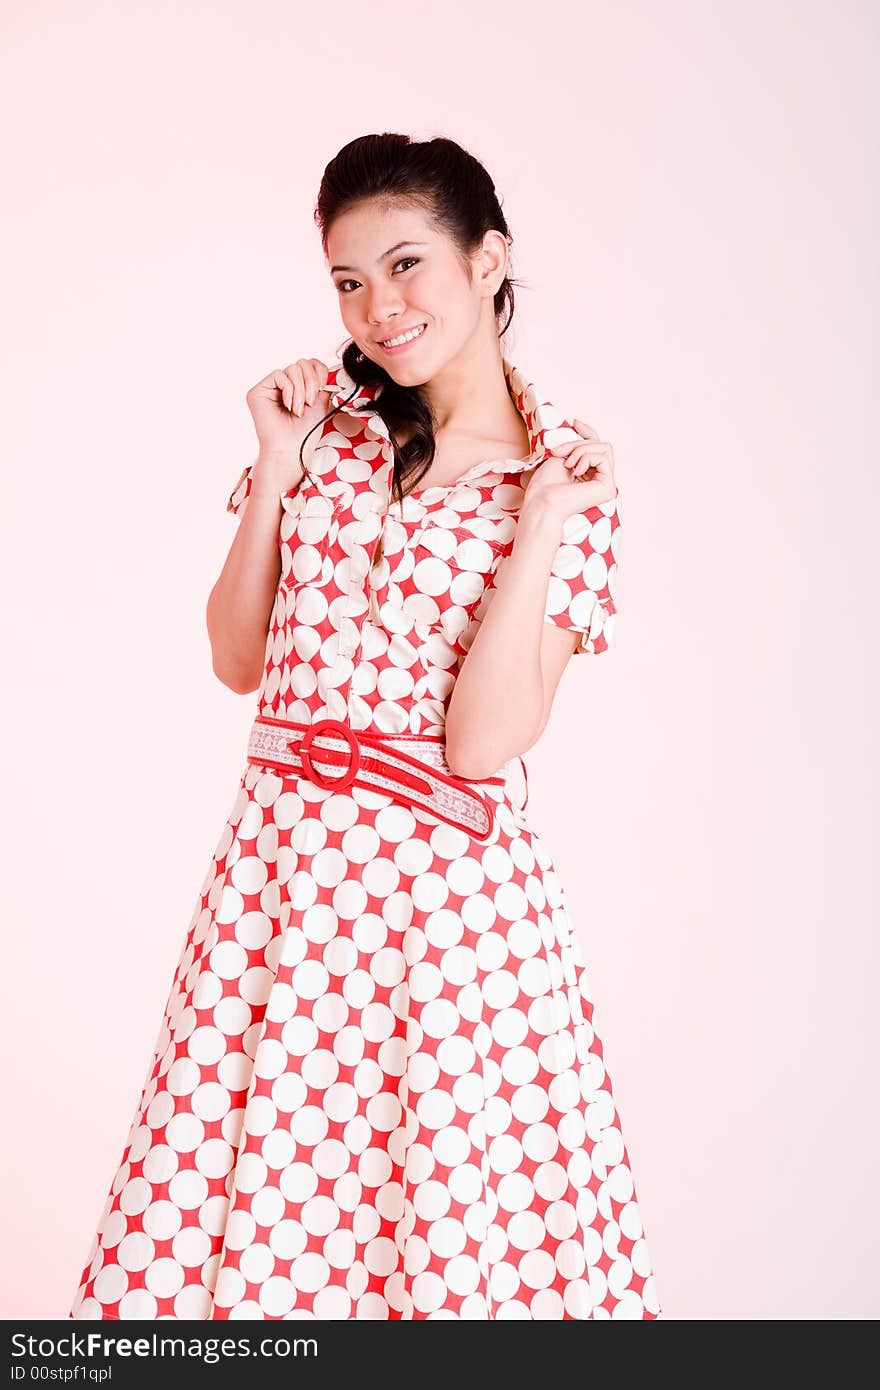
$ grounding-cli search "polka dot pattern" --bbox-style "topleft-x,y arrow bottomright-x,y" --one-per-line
70,360 -> 658,1321
226,357 -> 620,741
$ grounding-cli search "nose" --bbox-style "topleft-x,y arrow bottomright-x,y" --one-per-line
367,292 -> 405,329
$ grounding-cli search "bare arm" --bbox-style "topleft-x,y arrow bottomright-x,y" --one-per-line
207,356 -> 337,693
206,450 -> 305,693
444,502 -> 577,780
445,427 -> 619,780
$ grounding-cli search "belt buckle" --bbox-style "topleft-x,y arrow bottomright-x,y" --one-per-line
295,718 -> 362,791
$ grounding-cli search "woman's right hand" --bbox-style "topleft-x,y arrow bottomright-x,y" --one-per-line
245,357 -> 333,485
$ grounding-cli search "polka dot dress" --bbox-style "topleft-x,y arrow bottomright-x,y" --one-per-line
69,359 -> 660,1320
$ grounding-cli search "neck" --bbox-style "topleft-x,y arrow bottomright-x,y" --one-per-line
421,335 -> 525,449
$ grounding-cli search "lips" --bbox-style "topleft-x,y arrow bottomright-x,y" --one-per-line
377,323 -> 427,348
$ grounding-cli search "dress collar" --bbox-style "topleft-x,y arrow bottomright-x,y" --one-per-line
324,354 -> 584,487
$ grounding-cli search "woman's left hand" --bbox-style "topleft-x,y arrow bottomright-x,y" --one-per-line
522,418 -> 617,526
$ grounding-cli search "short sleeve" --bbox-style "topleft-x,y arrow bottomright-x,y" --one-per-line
543,491 -> 622,655
226,463 -> 254,517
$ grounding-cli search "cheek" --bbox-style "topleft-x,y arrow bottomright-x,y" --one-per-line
430,273 -> 480,330
413,264 -> 462,315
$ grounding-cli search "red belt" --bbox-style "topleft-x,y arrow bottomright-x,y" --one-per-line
245,716 -> 515,842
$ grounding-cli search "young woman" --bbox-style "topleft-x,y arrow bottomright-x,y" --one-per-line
70,133 -> 661,1321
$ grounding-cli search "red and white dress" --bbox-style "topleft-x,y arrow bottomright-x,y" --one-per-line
70,357 -> 661,1320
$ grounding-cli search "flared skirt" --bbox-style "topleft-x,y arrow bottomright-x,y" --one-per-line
70,764 -> 660,1320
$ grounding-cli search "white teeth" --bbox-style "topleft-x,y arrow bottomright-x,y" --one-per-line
381,324 -> 426,348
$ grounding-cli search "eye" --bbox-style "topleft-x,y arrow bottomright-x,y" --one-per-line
335,256 -> 420,294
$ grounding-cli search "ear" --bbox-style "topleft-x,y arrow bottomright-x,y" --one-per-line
478,229 -> 510,296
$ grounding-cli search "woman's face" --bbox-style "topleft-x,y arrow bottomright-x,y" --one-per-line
325,199 -> 503,385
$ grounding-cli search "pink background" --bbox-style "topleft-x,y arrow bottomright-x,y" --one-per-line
3,2 -> 877,1320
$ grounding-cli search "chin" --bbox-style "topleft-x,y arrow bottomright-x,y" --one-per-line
384,362 -> 431,388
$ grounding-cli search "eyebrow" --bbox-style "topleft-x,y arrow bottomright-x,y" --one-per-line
330,241 -> 429,274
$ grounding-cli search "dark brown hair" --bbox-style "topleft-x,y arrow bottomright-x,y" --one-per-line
299,132 -> 522,508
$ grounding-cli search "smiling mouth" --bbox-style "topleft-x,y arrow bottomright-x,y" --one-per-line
377,323 -> 427,349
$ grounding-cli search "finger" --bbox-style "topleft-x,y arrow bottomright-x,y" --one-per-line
302,359 -> 324,406
569,450 -> 600,477
559,438 -> 606,458
572,418 -> 598,439
575,464 -> 615,491
561,453 -> 589,475
566,442 -> 611,471
553,438 -> 588,459
559,443 -> 593,469
297,361 -> 315,408
273,370 -> 295,413
292,363 -> 309,415
284,363 -> 309,415
571,458 -> 601,478
568,475 -> 618,506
